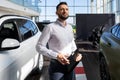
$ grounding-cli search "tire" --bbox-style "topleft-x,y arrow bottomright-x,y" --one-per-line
99,52 -> 111,80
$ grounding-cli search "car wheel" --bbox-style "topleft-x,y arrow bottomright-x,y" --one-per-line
99,52 -> 111,80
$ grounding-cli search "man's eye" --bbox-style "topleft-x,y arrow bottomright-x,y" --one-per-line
60,8 -> 68,11
64,8 -> 68,11
61,9 -> 64,10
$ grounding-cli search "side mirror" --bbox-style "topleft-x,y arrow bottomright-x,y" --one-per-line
1,38 -> 20,50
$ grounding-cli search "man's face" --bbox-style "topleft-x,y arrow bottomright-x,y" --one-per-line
56,4 -> 69,20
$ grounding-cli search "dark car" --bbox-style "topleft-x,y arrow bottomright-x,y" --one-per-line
36,21 -> 51,31
100,23 -> 120,80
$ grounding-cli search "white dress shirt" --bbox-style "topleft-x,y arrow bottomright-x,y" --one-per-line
36,19 -> 77,59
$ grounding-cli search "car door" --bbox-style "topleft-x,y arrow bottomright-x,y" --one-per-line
0,19 -> 23,80
109,25 -> 120,62
15,19 -> 41,80
108,25 -> 120,79
100,24 -> 120,79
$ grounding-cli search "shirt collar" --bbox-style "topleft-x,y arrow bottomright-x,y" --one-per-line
56,19 -> 67,27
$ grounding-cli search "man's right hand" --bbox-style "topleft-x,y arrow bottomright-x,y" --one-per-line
57,53 -> 70,65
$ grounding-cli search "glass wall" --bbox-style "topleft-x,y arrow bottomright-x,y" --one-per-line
95,0 -> 120,23
8,0 -> 41,12
9,0 -> 120,23
38,0 -> 94,24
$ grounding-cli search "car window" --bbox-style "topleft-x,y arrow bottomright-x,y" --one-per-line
111,24 -> 120,39
0,20 -> 19,40
15,19 -> 38,41
30,21 -> 38,34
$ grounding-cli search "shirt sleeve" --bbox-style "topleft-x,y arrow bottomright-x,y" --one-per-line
36,26 -> 58,59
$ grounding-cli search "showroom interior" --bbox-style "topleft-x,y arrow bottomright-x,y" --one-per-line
0,0 -> 120,80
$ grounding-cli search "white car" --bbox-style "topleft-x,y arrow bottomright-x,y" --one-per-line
0,15 -> 43,80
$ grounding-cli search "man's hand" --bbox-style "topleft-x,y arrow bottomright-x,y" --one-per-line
57,53 -> 70,65
74,53 -> 82,62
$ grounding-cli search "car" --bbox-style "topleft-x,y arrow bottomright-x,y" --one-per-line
0,15 -> 43,80
36,21 -> 51,32
100,23 -> 120,80
88,25 -> 106,48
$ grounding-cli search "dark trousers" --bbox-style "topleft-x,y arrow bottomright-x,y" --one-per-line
49,59 -> 76,80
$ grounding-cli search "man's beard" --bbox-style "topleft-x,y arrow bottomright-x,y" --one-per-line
58,14 -> 69,20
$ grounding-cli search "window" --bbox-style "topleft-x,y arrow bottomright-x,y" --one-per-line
29,21 -> 38,34
0,20 -> 19,40
15,19 -> 38,41
111,24 -> 120,39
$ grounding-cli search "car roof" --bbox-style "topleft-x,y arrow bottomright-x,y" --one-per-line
0,15 -> 32,24
0,14 -> 29,19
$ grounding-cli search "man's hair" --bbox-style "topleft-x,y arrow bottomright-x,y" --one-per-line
56,2 -> 68,11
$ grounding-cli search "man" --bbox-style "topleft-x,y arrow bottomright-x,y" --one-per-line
36,2 -> 82,80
